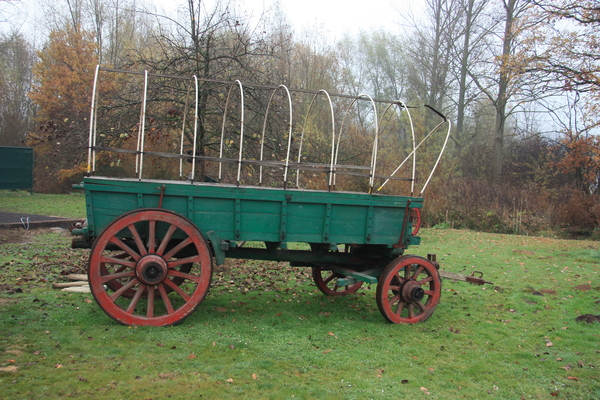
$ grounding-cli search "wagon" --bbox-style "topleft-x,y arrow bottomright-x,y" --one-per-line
71,67 -> 490,327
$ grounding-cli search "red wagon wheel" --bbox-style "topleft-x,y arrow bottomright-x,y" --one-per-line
88,208 -> 212,326
409,208 -> 422,236
312,266 -> 363,295
376,255 -> 441,324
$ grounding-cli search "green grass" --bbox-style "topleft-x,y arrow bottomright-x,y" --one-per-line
0,190 -> 86,219
1,227 -> 599,399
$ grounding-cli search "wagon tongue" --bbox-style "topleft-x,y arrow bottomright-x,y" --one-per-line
438,270 -> 493,285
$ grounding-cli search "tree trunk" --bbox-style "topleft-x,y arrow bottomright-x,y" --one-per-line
492,0 -> 516,183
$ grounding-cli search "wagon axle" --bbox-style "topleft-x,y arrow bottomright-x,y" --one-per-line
402,280 -> 426,303
136,255 -> 168,286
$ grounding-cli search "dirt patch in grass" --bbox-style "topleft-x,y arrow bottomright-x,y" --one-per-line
0,284 -> 22,294
0,227 -> 57,245
513,249 -> 536,255
0,297 -> 17,307
575,314 -> 600,324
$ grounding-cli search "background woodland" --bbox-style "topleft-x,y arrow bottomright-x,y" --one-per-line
1,0 -> 599,238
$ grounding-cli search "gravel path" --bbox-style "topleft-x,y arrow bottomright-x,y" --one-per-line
0,211 -> 79,229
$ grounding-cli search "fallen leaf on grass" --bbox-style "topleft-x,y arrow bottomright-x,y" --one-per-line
567,376 -> 579,381
55,364 -> 63,368
0,366 -> 18,372
252,373 -> 257,380
546,340 -> 553,347
328,332 -> 338,339
226,378 -> 234,383
420,386 -> 431,395
188,354 -> 196,359
78,376 -> 88,382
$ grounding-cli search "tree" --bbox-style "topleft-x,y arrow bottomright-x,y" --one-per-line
0,32 -> 35,146
106,0 -> 298,179
402,0 -> 463,111
526,0 -> 600,194
452,0 -> 489,148
27,25 -> 102,192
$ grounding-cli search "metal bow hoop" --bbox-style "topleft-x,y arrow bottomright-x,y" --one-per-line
85,66 -> 450,197
219,80 -> 245,184
260,85 -> 293,187
295,89 -> 336,190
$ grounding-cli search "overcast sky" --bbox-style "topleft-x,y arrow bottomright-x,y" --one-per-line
237,0 -> 418,39
0,0 -> 423,43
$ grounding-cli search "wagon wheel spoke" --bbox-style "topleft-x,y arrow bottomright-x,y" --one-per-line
415,301 -> 426,313
389,275 -> 402,292
100,256 -> 136,269
126,286 -> 146,314
408,303 -> 415,319
312,266 -> 363,296
88,209 -> 213,327
146,286 -> 155,318
163,237 -> 193,260
163,278 -> 191,302
376,255 -> 441,324
101,270 -> 136,284
156,225 -> 178,256
168,255 -> 204,268
148,221 -> 156,254
411,266 -> 424,280
128,224 -> 148,256
109,237 -> 141,261
394,299 -> 406,316
323,272 -> 337,285
110,236 -> 141,261
168,269 -> 203,284
109,278 -> 140,302
157,283 -> 175,314
418,276 -> 433,285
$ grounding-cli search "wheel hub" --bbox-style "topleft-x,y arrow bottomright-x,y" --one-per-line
401,280 -> 425,302
136,254 -> 168,285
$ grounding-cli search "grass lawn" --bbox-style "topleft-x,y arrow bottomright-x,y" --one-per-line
0,190 -> 86,219
0,194 -> 599,399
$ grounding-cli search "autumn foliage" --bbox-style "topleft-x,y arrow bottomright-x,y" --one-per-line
27,26 -> 103,193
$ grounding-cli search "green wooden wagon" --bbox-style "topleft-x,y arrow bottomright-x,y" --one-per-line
71,67 -> 488,326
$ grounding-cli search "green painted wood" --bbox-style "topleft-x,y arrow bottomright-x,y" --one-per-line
81,177 -> 423,246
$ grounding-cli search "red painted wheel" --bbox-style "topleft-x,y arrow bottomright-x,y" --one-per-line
88,209 -> 212,326
409,208 -> 422,236
376,255 -> 441,324
312,266 -> 363,295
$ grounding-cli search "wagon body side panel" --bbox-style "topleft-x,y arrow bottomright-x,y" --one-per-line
81,177 -> 422,247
